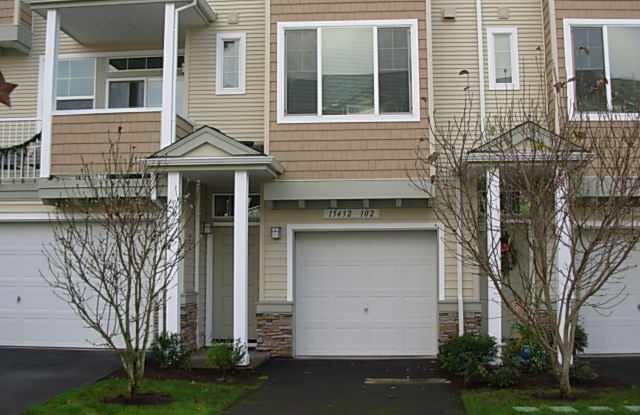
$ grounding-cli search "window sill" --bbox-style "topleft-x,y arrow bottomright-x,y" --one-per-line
277,112 -> 421,124
569,110 -> 640,122
53,107 -> 162,116
216,88 -> 246,96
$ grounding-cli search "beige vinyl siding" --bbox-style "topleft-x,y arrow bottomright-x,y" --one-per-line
186,0 -> 266,143
19,0 -> 30,27
269,0 -> 429,180
431,0 -> 481,126
261,206 -> 478,304
482,0 -> 546,116
50,111 -> 161,175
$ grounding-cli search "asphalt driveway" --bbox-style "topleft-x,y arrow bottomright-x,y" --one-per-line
0,348 -> 119,415
226,359 -> 465,415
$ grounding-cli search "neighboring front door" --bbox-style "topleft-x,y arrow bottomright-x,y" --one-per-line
213,226 -> 259,341
294,230 -> 439,357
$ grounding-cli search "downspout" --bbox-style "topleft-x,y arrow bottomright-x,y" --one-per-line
547,0 -> 561,133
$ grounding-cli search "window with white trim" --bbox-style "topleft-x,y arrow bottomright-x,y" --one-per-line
566,21 -> 640,114
216,32 -> 246,95
277,20 -> 420,123
487,27 -> 519,90
56,58 -> 96,110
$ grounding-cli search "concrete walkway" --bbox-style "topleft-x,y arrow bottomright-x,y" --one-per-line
226,359 -> 465,415
0,348 -> 119,415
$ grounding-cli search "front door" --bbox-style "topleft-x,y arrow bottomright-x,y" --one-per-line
213,226 -> 260,341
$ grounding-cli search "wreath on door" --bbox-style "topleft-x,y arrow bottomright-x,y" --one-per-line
501,232 -> 517,274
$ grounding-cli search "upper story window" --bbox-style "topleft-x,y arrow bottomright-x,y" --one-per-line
277,20 -> 420,123
216,32 -> 246,95
56,58 -> 96,110
487,27 -> 520,90
565,19 -> 640,117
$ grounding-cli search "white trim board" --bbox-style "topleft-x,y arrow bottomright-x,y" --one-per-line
276,19 -> 421,124
285,222 -> 446,303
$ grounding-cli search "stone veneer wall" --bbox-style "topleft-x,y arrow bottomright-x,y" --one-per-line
439,310 -> 482,345
181,303 -> 198,351
256,313 -> 292,357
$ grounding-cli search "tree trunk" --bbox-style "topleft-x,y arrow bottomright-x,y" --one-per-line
122,352 -> 146,399
557,345 -> 573,399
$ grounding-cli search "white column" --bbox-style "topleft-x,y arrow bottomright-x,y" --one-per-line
40,9 -> 59,178
233,170 -> 250,366
161,3 -> 178,147
165,172 -> 182,334
555,171 -> 572,363
205,229 -> 214,346
486,168 -> 502,346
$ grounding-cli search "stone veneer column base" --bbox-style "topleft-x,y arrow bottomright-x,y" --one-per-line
439,310 -> 482,345
256,313 -> 293,357
181,302 -> 198,351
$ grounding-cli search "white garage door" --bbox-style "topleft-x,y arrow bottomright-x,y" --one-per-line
0,222 -> 103,348
294,230 -> 439,357
582,244 -> 640,354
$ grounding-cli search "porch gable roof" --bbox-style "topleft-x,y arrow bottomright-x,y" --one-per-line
467,121 -> 589,163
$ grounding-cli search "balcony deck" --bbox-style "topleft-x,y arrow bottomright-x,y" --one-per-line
0,0 -> 31,53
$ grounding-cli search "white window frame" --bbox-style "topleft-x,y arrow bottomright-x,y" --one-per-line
105,77 -> 149,108
55,57 -> 97,110
564,18 -> 640,121
276,19 -> 421,124
216,32 -> 247,95
487,27 -> 520,91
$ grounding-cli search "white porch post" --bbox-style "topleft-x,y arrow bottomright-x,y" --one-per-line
486,167 -> 503,347
233,170 -> 250,366
555,171 -> 572,364
161,2 -> 178,147
165,171 -> 182,334
40,8 -> 59,178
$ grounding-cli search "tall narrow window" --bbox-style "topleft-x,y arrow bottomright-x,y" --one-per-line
56,58 -> 96,110
216,32 -> 246,95
378,27 -> 411,113
285,29 -> 318,115
608,27 -> 640,113
572,27 -> 607,112
487,27 -> 519,90
108,80 -> 145,108
322,27 -> 374,115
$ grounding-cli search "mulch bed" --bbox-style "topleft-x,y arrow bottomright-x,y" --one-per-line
109,362 -> 262,385
103,392 -> 173,406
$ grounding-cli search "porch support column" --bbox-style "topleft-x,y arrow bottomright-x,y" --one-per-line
161,2 -> 178,147
555,170 -> 572,364
165,172 -> 182,334
233,170 -> 250,366
40,8 -> 59,178
486,167 -> 503,347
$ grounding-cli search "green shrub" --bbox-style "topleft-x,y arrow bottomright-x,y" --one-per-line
439,334 -> 497,384
571,360 -> 598,383
574,324 -> 588,354
503,323 -> 551,374
149,332 -> 192,369
488,365 -> 521,388
207,340 -> 246,378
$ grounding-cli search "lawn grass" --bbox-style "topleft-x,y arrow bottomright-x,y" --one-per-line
463,386 -> 640,415
24,378 -> 255,415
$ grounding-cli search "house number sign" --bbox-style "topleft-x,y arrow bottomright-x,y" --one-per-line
323,209 -> 380,219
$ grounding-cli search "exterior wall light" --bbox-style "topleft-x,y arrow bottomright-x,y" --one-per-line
271,226 -> 281,240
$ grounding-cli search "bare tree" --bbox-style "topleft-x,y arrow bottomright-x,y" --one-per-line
42,130 -> 192,398
413,73 -> 640,397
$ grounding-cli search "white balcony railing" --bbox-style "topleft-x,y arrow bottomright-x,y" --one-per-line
0,118 -> 41,181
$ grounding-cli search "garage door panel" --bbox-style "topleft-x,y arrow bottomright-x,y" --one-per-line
295,230 -> 438,357
582,242 -> 640,354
